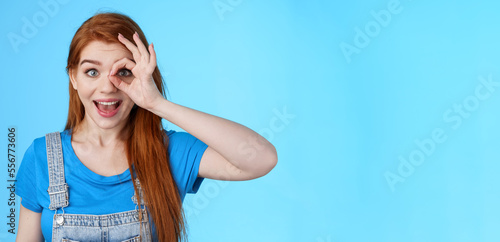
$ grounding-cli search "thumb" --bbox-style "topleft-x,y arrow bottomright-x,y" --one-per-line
108,75 -> 130,93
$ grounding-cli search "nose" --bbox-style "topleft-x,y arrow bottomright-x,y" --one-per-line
98,73 -> 118,93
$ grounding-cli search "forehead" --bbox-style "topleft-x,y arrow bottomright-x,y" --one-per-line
79,40 -> 131,64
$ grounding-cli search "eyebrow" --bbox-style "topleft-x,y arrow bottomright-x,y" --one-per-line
79,58 -> 136,66
80,59 -> 101,66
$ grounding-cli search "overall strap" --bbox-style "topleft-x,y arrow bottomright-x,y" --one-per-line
46,132 -> 69,210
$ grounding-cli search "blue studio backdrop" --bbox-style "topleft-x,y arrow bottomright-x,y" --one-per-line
2,1 -> 500,241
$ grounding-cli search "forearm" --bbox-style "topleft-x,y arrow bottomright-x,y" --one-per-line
110,32 -> 276,177
147,98 -> 277,173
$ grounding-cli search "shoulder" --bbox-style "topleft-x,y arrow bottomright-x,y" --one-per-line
164,129 -> 196,146
28,134 -> 48,157
164,129 -> 207,151
165,129 -> 191,140
26,130 -> 70,158
163,129 -> 207,196
17,132 -> 54,182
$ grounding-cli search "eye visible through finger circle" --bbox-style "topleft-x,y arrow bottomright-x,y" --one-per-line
117,69 -> 132,77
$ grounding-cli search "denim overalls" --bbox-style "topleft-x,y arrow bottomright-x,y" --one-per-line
46,132 -> 152,242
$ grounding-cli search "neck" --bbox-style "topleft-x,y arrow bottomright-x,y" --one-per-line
73,117 -> 129,147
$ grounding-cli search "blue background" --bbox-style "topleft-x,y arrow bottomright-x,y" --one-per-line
2,0 -> 500,241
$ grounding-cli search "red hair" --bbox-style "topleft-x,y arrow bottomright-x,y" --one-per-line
65,12 -> 185,241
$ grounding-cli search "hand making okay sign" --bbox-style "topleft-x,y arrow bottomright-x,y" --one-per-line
108,32 -> 163,110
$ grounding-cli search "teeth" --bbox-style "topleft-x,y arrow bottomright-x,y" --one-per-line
96,101 -> 119,105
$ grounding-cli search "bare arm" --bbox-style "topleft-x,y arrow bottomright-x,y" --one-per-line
110,32 -> 278,181
17,199 -> 44,242
150,99 -> 278,181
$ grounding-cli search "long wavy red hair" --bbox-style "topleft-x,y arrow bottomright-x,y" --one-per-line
65,12 -> 185,241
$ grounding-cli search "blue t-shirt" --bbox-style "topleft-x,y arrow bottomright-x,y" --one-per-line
15,129 -> 208,241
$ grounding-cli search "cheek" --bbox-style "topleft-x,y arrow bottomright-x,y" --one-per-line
76,91 -> 90,109
117,90 -> 134,103
75,83 -> 94,102
122,99 -> 135,111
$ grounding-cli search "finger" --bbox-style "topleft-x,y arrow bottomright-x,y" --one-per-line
108,75 -> 130,93
109,57 -> 136,77
149,43 -> 157,67
118,33 -> 142,62
133,32 -> 150,62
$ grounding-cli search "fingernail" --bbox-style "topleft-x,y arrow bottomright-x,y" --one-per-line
118,33 -> 123,38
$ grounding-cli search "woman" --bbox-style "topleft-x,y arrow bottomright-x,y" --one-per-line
16,12 -> 277,241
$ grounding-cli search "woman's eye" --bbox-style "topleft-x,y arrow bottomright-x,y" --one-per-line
118,69 -> 132,77
85,69 -> 98,77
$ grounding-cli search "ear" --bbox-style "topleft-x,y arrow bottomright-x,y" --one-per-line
69,69 -> 77,90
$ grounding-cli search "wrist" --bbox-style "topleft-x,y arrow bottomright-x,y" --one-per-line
145,96 -> 171,117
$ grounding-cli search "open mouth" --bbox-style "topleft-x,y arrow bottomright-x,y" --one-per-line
93,100 -> 122,117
